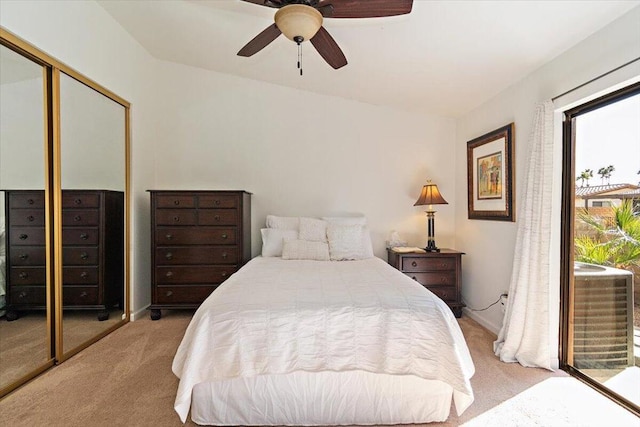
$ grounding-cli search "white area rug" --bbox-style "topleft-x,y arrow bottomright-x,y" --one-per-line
461,377 -> 639,426
604,366 -> 640,407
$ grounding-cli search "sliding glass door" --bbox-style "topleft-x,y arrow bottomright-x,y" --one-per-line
561,81 -> 639,415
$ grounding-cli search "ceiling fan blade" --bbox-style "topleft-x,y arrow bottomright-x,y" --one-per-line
310,26 -> 347,69
240,0 -> 283,8
318,0 -> 413,18
237,24 -> 282,57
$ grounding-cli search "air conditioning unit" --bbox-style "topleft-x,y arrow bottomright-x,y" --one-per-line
572,263 -> 634,369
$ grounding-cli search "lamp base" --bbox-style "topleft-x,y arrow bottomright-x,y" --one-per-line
424,247 -> 441,253
424,239 -> 440,252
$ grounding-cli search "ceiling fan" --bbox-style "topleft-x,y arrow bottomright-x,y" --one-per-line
237,0 -> 414,72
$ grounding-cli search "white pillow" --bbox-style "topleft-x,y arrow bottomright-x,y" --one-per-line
266,215 -> 299,230
261,228 -> 298,257
282,239 -> 330,261
327,223 -> 369,261
298,217 -> 328,242
361,227 -> 374,258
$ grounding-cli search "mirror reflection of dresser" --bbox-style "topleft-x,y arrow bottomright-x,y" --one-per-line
0,30 -> 130,396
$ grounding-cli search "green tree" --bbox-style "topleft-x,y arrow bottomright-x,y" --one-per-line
575,200 -> 640,269
576,169 -> 593,187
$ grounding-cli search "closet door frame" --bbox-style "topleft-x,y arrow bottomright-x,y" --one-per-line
0,27 -> 131,392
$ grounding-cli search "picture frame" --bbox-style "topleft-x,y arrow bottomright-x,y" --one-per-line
467,123 -> 515,221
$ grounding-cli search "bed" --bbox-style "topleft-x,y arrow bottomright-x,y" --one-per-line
172,253 -> 475,425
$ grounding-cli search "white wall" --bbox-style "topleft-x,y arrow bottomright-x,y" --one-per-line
154,61 -> 457,258
454,6 -> 640,368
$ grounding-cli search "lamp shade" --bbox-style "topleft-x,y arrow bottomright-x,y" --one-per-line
414,182 -> 448,206
275,5 -> 323,42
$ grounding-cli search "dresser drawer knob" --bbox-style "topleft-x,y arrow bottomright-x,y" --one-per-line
221,252 -> 228,258
80,233 -> 89,240
440,277 -> 447,283
214,215 -> 220,221
215,200 -> 221,206
440,263 -> 447,268
74,198 -> 82,205
166,290 -> 173,297
80,271 -> 89,279
80,291 -> 88,298
19,253 -> 29,260
221,271 -> 227,278
19,234 -> 28,240
27,198 -> 35,205
174,200 -> 180,205
27,215 -> 35,222
18,291 -> 27,299
166,233 -> 173,240
221,233 -> 228,239
411,261 -> 418,267
412,276 -> 417,281
74,215 -> 82,222
19,272 -> 28,279
165,252 -> 173,260
173,216 -> 180,222
166,271 -> 173,278
80,252 -> 89,260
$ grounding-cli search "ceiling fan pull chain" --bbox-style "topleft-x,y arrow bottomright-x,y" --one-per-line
298,41 -> 303,76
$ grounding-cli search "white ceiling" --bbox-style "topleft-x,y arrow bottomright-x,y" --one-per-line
97,0 -> 639,117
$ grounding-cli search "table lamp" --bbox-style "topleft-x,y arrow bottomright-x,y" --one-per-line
414,180 -> 448,252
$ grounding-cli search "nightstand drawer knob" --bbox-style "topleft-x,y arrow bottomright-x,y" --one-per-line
74,215 -> 82,222
74,198 -> 82,205
166,271 -> 173,278
166,233 -> 173,240
221,234 -> 228,239
221,271 -> 227,278
27,215 -> 35,222
173,216 -> 180,222
80,233 -> 89,240
80,271 -> 88,279
19,272 -> 28,279
411,261 -> 418,267
28,199 -> 35,205
174,200 -> 180,205
214,215 -> 220,221
221,252 -> 228,258
165,252 -> 173,260
19,234 -> 28,240
166,290 -> 173,297
20,254 -> 29,260
80,252 -> 89,260
412,276 -> 417,281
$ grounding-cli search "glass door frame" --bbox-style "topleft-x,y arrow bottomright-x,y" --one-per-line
560,80 -> 640,416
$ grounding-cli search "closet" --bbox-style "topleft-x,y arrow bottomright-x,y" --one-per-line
0,29 -> 130,396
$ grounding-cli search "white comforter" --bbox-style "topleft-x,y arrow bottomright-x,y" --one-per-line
173,257 -> 475,423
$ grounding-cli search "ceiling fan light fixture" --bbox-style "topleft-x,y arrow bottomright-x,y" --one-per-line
274,4 -> 323,43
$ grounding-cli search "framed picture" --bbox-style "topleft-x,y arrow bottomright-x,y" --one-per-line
467,123 -> 515,221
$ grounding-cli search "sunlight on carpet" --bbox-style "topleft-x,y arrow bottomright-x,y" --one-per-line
460,377 -> 638,426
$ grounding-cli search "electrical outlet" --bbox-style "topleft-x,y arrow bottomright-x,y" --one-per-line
500,294 -> 508,313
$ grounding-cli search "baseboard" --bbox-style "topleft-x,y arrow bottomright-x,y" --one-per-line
131,304 -> 150,321
463,307 -> 502,336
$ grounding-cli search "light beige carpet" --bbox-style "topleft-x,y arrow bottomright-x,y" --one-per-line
0,311 -> 636,426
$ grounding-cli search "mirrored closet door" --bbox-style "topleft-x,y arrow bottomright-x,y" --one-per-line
0,42 -> 53,394
0,29 -> 130,394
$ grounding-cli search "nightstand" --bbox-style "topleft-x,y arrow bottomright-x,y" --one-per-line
387,248 -> 465,318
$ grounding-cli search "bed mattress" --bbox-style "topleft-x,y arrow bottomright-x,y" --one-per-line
173,256 -> 475,424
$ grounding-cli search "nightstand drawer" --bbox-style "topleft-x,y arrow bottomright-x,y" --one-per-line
426,285 -> 456,302
401,256 -> 455,272
407,272 -> 455,286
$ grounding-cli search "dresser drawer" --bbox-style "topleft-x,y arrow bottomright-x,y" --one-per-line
155,285 -> 217,304
63,247 -> 99,265
10,267 -> 46,285
155,266 -> 236,284
63,286 -> 99,305
427,285 -> 457,302
62,228 -> 99,245
8,192 -> 44,209
63,267 -> 98,285
9,286 -> 46,305
156,195 -> 196,209
401,256 -> 455,272
156,246 -> 238,265
62,192 -> 100,208
9,247 -> 46,266
62,209 -> 99,226
198,194 -> 239,209
10,227 -> 45,246
156,227 -> 237,245
155,209 -> 197,226
406,271 -> 455,287
9,209 -> 45,226
198,209 -> 238,226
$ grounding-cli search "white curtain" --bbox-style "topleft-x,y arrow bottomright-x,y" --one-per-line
494,100 -> 554,370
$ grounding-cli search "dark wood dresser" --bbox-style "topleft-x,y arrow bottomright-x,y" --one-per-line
148,190 -> 251,320
387,248 -> 465,317
5,190 -> 124,321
